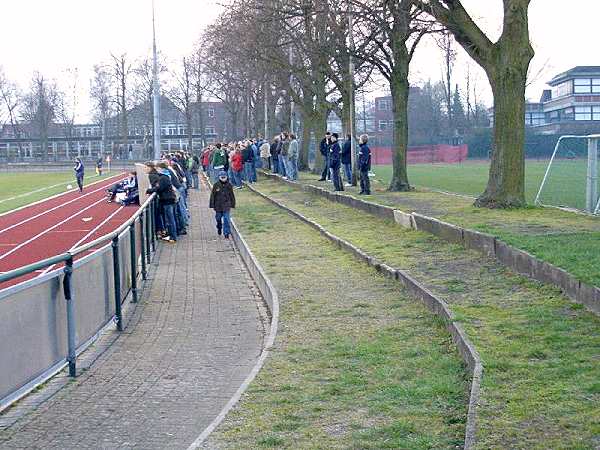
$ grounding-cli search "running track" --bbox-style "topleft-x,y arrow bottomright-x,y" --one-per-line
0,173 -> 137,290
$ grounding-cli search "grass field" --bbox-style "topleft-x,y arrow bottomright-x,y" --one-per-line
0,171 -> 104,214
247,178 -> 600,448
373,159 -> 593,210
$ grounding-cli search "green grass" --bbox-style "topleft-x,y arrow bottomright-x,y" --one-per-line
250,178 -> 600,449
371,160 -> 588,206
0,171 -> 105,214
205,191 -> 468,449
297,170 -> 600,287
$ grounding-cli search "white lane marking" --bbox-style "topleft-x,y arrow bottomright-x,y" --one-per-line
82,217 -> 92,222
0,176 -> 124,236
0,174 -> 102,205
49,230 -> 91,233
0,197 -> 107,262
39,205 -> 125,276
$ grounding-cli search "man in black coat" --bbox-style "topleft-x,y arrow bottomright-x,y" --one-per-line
329,133 -> 344,191
318,132 -> 331,181
358,134 -> 372,195
341,134 -> 352,185
209,171 -> 236,239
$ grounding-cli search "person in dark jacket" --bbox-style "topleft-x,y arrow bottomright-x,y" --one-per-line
241,141 -> 254,183
341,134 -> 352,185
146,163 -> 178,243
74,158 -> 85,193
209,171 -> 236,239
270,136 -> 280,174
329,133 -> 343,191
318,132 -> 331,181
358,134 -> 372,195
191,156 -> 200,189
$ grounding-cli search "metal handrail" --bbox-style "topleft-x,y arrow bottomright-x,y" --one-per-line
0,193 -> 157,285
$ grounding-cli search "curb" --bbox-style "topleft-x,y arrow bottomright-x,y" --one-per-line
262,171 -> 600,316
246,182 -> 482,450
187,177 -> 280,449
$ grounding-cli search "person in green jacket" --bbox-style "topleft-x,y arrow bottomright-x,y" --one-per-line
286,134 -> 299,181
211,143 -> 227,182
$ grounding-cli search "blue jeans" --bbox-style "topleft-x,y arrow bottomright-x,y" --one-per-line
286,157 -> 298,181
250,161 -> 257,182
271,157 -> 279,174
215,210 -> 231,236
343,163 -> 352,184
163,203 -> 178,241
331,163 -> 343,191
244,162 -> 254,183
231,170 -> 242,187
279,156 -> 288,177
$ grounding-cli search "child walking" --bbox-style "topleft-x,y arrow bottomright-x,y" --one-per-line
209,171 -> 236,239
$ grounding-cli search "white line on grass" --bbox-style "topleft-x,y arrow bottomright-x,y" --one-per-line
39,205 -> 125,276
0,174 -> 102,205
0,176 -> 123,236
0,197 -> 107,262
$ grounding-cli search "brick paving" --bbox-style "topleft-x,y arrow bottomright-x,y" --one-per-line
0,188 -> 265,449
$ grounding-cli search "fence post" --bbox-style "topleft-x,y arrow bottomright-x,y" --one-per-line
63,257 -> 77,377
129,222 -> 138,303
112,236 -> 123,331
139,213 -> 147,280
146,207 -> 152,265
150,200 -> 157,252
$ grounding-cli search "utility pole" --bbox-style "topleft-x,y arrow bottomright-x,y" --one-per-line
348,1 -> 358,185
152,0 -> 161,160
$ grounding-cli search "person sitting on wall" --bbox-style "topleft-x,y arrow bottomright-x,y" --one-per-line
107,171 -> 138,204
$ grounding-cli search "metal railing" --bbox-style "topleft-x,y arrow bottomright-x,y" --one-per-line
0,193 -> 158,379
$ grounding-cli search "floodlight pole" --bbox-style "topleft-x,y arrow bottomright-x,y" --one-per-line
348,0 -> 358,185
152,0 -> 161,160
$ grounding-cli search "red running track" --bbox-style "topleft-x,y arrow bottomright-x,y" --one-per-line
0,173 -> 139,290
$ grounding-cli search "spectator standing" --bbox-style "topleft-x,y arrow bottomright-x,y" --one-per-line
358,134 -> 372,195
191,156 -> 200,189
74,158 -> 85,193
211,143 -> 227,182
318,132 -> 331,181
329,133 -> 343,191
260,139 -> 271,170
146,163 -> 178,243
209,171 -> 236,239
279,133 -> 290,178
230,147 -> 244,188
342,134 -> 352,186
96,157 -> 103,176
270,136 -> 280,174
242,140 -> 255,183
287,133 -> 299,181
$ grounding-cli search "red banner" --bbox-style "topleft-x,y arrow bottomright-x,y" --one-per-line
371,144 -> 468,165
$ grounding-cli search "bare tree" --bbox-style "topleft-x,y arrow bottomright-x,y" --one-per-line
168,56 -> 195,152
0,69 -> 24,159
90,64 -> 114,156
55,68 -> 78,159
435,31 -> 457,137
110,53 -> 133,157
419,0 -> 535,207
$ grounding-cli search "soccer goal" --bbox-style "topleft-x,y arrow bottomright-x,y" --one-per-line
535,134 -> 600,214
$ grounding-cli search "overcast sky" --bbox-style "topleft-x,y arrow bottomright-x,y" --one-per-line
0,1 -> 594,122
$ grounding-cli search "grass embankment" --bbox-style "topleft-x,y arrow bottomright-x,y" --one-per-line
249,178 -> 600,449
206,191 -> 468,449
298,171 -> 600,288
0,171 -> 101,214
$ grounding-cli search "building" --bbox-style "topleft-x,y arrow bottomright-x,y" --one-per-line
0,97 -> 235,162
488,66 -> 600,135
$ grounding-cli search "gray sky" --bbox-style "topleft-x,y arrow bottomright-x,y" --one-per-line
0,1 -> 594,121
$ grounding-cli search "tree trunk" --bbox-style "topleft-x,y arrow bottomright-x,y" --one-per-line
299,114 -> 311,171
388,71 -> 411,192
186,110 -> 193,152
475,67 -> 527,207
311,109 -> 328,174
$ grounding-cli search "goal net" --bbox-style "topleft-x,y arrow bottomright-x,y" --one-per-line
535,135 -> 600,213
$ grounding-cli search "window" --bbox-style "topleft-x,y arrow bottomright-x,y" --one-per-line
206,137 -> 216,144
378,99 -> 391,111
552,81 -> 573,98
205,126 -> 216,135
575,106 -> 592,120
207,108 -> 215,118
573,78 -> 600,94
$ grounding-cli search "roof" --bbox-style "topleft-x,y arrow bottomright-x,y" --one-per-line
549,66 -> 600,86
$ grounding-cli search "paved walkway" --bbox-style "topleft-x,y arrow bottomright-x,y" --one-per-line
0,189 -> 265,449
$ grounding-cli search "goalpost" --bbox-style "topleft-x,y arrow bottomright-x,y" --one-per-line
535,134 -> 600,214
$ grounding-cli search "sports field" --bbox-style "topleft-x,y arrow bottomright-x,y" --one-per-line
0,171 -> 106,214
373,159 -> 593,210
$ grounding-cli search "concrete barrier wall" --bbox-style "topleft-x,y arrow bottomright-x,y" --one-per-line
0,221 -> 143,410
263,172 -> 600,316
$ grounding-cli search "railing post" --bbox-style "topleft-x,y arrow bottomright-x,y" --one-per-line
112,236 -> 123,331
145,207 -> 152,266
139,213 -> 147,280
587,137 -> 598,213
63,257 -> 77,377
150,199 -> 157,252
129,222 -> 138,303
